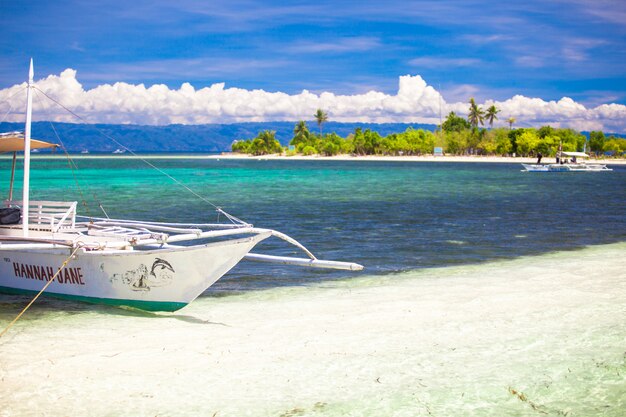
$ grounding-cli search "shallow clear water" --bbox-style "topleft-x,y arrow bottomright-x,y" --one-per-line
1,243 -> 625,416
0,157 -> 625,416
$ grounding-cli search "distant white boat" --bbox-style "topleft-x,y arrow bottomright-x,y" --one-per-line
522,151 -> 612,172
112,149 -> 125,154
80,149 -> 89,154
0,60 -> 363,312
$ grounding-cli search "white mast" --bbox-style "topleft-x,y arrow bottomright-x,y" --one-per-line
22,58 -> 34,237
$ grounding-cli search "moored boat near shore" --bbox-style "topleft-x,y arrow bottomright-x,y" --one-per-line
522,151 -> 612,172
0,60 -> 362,312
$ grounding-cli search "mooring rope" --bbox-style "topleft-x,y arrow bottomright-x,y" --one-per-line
0,245 -> 82,338
33,89 -> 102,220
32,87 -> 244,226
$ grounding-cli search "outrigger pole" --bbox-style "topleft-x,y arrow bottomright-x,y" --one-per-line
22,58 -> 33,237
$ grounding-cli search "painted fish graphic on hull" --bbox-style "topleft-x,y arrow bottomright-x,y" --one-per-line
111,258 -> 175,291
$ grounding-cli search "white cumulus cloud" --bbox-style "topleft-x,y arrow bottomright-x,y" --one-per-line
1,69 -> 625,133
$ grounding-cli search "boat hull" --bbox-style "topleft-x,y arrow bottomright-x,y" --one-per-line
0,233 -> 270,311
522,163 -> 612,172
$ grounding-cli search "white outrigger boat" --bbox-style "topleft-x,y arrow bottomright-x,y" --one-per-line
0,60 -> 362,312
522,151 -> 612,172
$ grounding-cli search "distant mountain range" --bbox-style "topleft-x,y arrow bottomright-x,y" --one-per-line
0,121 -> 437,153
0,121 -> 623,153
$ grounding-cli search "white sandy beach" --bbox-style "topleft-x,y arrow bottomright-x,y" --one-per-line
1,243 -> 625,416
18,153 -> 626,165
217,153 -> 626,165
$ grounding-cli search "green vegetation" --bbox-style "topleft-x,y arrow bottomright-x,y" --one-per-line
468,98 -> 485,128
507,117 -> 516,130
485,105 -> 500,127
231,130 -> 282,155
231,106 -> 626,157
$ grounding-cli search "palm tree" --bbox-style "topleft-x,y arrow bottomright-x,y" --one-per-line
314,108 -> 328,137
291,120 -> 310,147
485,105 -> 500,127
507,117 -> 516,130
254,130 -> 281,155
294,120 -> 309,136
467,98 -> 484,128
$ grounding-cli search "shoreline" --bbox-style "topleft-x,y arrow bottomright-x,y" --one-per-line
217,153 -> 626,165
9,153 -> 626,165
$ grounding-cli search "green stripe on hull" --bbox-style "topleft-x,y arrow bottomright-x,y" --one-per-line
0,286 -> 187,312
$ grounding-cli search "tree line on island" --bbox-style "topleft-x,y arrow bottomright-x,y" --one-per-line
231,99 -> 626,157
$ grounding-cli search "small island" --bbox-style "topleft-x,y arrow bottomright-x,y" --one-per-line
232,102 -> 626,160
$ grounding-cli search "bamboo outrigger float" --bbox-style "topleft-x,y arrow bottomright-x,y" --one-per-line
0,60 -> 362,312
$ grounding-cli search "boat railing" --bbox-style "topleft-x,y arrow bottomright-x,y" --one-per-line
85,223 -> 164,241
77,216 -> 253,229
4,200 -> 77,232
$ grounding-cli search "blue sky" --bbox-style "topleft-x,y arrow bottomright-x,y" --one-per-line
1,0 -> 626,131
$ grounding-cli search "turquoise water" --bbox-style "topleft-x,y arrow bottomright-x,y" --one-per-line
1,157 -> 625,416
3,157 -> 625,291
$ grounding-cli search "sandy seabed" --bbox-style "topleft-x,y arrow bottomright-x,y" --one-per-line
1,243 -> 625,416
